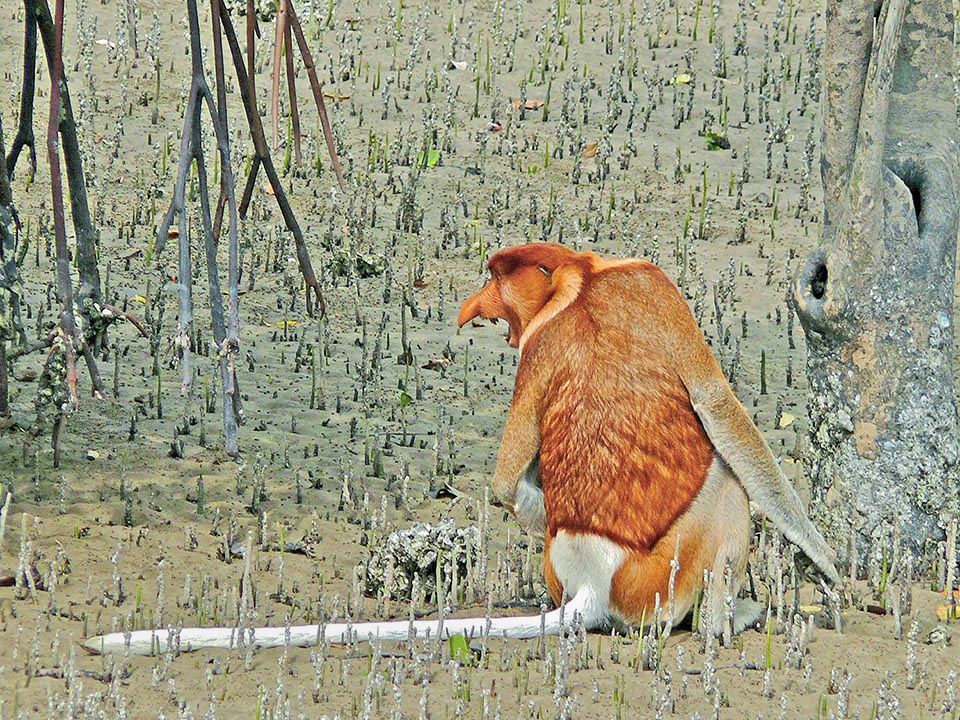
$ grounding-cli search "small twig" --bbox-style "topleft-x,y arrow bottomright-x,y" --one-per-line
34,665 -> 132,683
8,337 -> 52,360
283,2 -> 302,165
100,304 -> 149,337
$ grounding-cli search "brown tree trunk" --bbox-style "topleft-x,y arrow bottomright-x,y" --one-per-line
793,0 -> 960,569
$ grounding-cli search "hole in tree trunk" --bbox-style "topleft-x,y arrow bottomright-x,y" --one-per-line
894,162 -> 924,226
810,263 -> 827,299
907,180 -> 922,222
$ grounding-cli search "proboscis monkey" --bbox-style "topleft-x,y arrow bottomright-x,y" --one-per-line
83,243 -> 837,656
455,242 -> 838,635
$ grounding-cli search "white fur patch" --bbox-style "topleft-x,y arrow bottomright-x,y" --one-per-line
548,531 -> 627,625
513,467 -> 546,537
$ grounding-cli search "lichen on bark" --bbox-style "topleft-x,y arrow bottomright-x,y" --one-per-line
793,0 -> 960,569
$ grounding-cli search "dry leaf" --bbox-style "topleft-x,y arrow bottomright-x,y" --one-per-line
582,141 -> 598,159
265,182 -> 276,196
422,358 -> 453,371
935,604 -> 960,621
511,99 -> 546,110
778,413 -> 795,428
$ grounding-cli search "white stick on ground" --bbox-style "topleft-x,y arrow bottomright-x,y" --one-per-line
82,591 -> 597,656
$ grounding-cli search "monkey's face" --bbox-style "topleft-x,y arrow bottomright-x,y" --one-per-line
458,244 -> 579,347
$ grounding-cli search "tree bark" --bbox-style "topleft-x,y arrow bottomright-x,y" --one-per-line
0,115 -> 16,419
793,0 -> 960,569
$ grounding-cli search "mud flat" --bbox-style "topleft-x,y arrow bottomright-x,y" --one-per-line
0,0 -> 958,717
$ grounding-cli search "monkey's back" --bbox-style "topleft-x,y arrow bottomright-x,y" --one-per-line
526,261 -> 716,552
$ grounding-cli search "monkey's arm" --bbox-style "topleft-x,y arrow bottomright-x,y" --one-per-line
682,373 -> 840,583
492,370 -> 546,537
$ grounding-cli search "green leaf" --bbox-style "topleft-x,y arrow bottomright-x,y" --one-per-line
704,131 -> 730,151
418,148 -> 441,167
448,633 -> 475,665
398,391 -> 413,408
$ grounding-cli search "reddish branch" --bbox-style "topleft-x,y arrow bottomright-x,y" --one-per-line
287,4 -> 345,191
211,0 -> 230,239
270,0 -> 303,165
282,2 -> 302,166
40,0 -> 79,467
32,0 -> 102,314
271,0 -> 285,152
218,0 -> 327,316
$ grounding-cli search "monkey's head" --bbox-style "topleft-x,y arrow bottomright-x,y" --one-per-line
458,243 -> 581,348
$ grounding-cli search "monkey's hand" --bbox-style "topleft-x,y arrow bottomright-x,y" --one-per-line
509,455 -> 547,538
492,370 -> 545,537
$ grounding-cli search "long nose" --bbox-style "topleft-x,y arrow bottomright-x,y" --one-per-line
458,282 -> 497,327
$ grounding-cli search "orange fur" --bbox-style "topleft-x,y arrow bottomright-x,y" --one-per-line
459,243 -> 835,629
542,534 -> 564,605
460,244 -> 719,622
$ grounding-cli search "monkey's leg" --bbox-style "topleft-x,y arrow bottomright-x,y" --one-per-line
608,459 -> 754,633
700,463 -> 760,636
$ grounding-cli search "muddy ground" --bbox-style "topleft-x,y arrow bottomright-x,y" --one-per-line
1,0 -> 959,717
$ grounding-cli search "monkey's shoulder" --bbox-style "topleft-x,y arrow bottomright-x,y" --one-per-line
552,260 -> 694,336
585,258 -> 685,300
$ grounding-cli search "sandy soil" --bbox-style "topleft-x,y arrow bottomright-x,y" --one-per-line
1,0 -> 959,717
